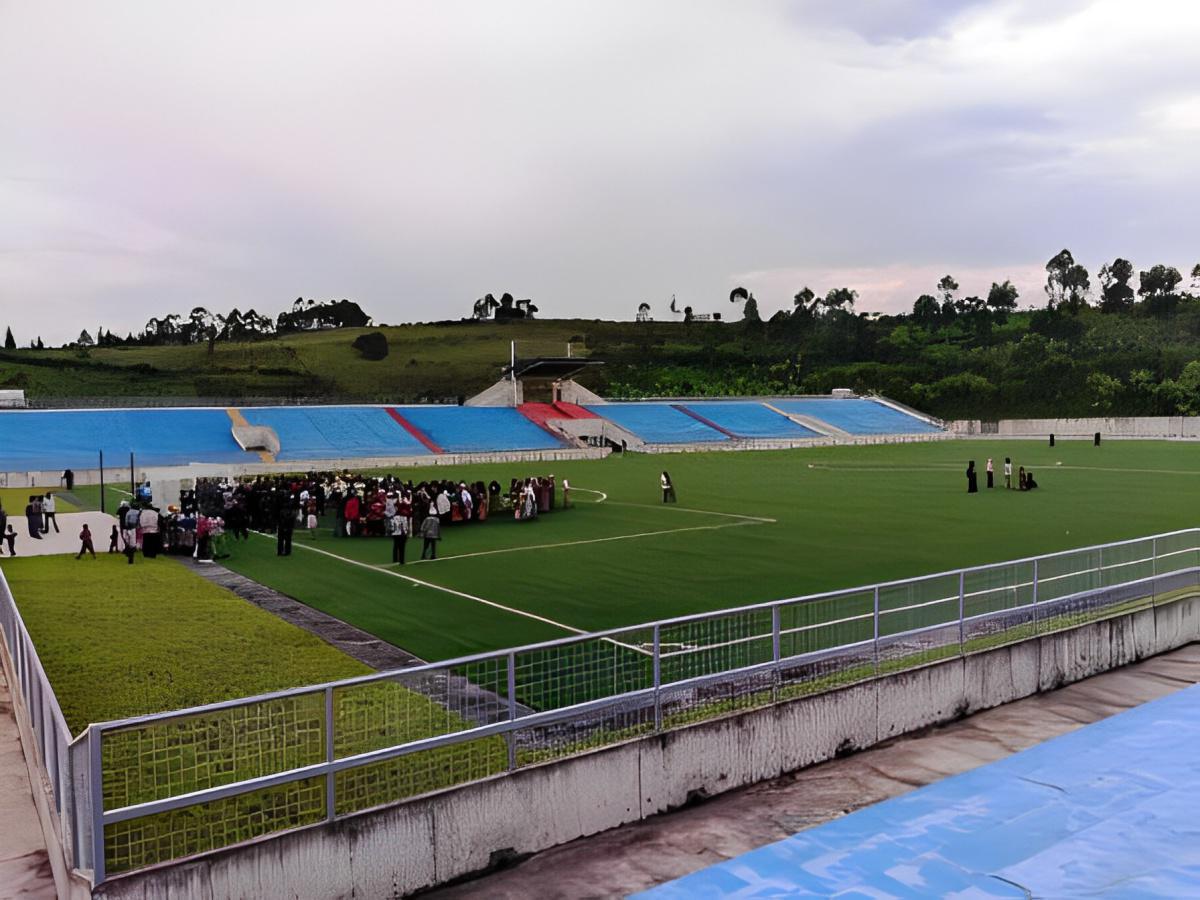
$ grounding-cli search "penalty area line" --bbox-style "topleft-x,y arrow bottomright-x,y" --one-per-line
573,486 -> 775,524
414,518 -> 765,565
248,531 -> 651,656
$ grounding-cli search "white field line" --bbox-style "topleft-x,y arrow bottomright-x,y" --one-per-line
806,462 -> 1200,477
567,484 -> 776,523
415,519 -> 763,565
603,500 -> 777,524
414,487 -> 775,564
248,531 -> 652,656
571,487 -> 608,502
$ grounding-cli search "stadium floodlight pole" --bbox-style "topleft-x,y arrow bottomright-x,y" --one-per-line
98,450 -> 105,514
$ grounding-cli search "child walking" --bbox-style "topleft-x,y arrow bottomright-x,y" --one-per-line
76,523 -> 96,559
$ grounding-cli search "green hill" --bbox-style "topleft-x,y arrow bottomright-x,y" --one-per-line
3,301 -> 1200,420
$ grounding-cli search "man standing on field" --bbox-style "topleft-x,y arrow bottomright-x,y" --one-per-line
1004,457 -> 1013,490
419,508 -> 441,560
43,491 -> 60,533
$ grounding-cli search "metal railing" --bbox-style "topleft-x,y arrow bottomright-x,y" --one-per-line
0,569 -> 85,872
3,528 -> 1200,884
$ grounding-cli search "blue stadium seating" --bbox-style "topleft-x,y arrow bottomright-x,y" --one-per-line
681,402 -> 819,438
772,398 -> 940,435
397,406 -> 566,453
0,397 -> 941,472
240,407 -> 431,461
586,404 -> 730,443
0,408 -> 246,470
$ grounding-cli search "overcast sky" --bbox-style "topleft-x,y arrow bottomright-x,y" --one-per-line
2,0 -> 1199,344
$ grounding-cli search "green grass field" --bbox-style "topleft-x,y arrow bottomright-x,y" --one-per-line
0,554 -> 507,873
218,439 -> 1200,662
7,437 -> 1199,875
1,554 -> 370,732
0,486 -> 81,516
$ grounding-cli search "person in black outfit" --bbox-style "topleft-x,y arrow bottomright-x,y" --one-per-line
277,503 -> 295,556
0,503 -> 6,553
108,525 -> 119,553
76,523 -> 96,559
62,469 -> 75,491
966,461 -> 978,493
1025,470 -> 1038,490
24,499 -> 42,539
391,512 -> 408,565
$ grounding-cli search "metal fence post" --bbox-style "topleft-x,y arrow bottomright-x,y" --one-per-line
1032,558 -> 1040,631
872,586 -> 880,675
958,571 -> 965,653
1152,537 -> 1158,605
89,726 -> 106,885
652,626 -> 662,731
324,687 -> 335,822
506,652 -> 518,770
1098,546 -> 1104,589
31,667 -> 42,757
770,607 -> 781,703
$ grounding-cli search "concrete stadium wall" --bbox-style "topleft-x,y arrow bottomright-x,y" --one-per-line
950,416 -> 1200,439
229,424 -> 280,455
464,379 -> 522,407
94,594 -> 1200,900
557,380 -> 605,406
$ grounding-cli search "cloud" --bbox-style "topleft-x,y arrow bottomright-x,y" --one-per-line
0,0 -> 1198,344
784,0 -> 992,43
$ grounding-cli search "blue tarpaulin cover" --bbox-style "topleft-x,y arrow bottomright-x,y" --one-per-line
637,684 -> 1200,898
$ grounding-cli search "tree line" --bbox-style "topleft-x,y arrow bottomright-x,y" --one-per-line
606,249 -> 1200,419
1,298 -> 373,351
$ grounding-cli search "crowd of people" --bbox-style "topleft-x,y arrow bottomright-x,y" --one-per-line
1,469 -> 573,563
192,470 -> 568,562
966,457 -> 1038,493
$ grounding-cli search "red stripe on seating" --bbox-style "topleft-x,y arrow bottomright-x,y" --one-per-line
552,401 -> 599,419
518,403 -> 569,439
671,404 -> 739,439
384,408 -> 444,454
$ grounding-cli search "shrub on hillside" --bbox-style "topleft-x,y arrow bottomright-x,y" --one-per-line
352,331 -> 389,361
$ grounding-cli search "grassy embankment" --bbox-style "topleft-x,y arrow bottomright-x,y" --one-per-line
1,555 -> 504,873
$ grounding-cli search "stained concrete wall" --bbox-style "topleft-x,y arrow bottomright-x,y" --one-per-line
95,591 -> 1200,900
229,424 -> 280,455
463,379 -> 522,407
950,416 -> 1200,439
556,380 -> 605,406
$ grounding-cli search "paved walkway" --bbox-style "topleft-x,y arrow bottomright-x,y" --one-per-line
0,663 -> 55,899
431,644 -> 1200,898
1,511 -> 119,559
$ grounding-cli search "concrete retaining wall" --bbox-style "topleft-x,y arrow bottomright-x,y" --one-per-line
464,379 -> 522,407
950,416 -> 1200,439
230,424 -> 280,456
95,594 -> 1200,900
